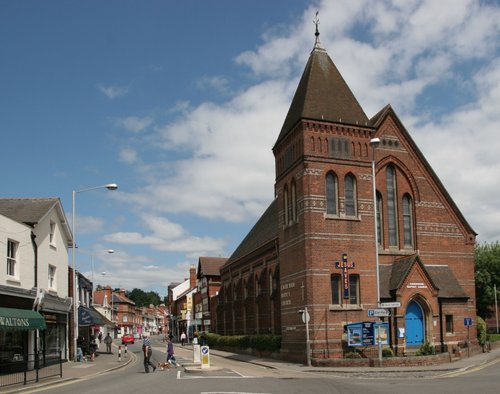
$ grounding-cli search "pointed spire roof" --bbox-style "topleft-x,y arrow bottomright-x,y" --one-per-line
274,26 -> 369,148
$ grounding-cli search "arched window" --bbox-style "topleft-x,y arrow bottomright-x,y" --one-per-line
376,192 -> 384,246
386,166 -> 398,246
269,271 -> 274,295
349,274 -> 360,305
403,194 -> 414,247
345,174 -> 357,216
255,275 -> 260,297
331,274 -> 341,305
326,172 -> 338,215
291,180 -> 297,222
283,186 -> 289,226
243,280 -> 248,299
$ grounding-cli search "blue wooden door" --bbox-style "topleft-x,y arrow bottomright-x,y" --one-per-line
405,300 -> 424,346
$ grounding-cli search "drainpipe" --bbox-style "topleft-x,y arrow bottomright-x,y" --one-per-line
438,299 -> 445,353
31,232 -> 38,287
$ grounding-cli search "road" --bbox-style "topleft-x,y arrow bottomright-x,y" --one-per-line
20,338 -> 500,394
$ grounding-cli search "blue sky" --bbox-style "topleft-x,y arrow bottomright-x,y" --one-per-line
1,0 -> 499,296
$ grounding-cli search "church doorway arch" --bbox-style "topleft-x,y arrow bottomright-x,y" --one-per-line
405,300 -> 425,346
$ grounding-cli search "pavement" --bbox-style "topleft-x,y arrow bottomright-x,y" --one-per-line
4,339 -> 500,393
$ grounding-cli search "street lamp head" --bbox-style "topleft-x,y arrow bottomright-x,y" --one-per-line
106,249 -> 115,254
370,137 -> 381,147
105,183 -> 118,190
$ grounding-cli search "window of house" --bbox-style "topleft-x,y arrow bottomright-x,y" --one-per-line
291,180 -> 297,222
331,274 -> 341,305
386,166 -> 398,246
344,174 -> 357,216
49,221 -> 57,248
123,314 -> 128,323
376,192 -> 384,246
283,186 -> 289,225
7,239 -> 18,278
446,315 -> 454,333
349,274 -> 360,305
403,194 -> 414,247
326,172 -> 338,215
48,265 -> 56,290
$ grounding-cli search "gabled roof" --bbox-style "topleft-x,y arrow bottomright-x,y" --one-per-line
112,292 -> 135,305
224,199 -> 278,267
197,257 -> 227,279
0,197 -> 73,243
379,255 -> 468,299
369,105 -> 476,237
274,41 -> 368,148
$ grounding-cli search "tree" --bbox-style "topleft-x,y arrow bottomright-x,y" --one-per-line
475,242 -> 500,318
126,288 -> 162,307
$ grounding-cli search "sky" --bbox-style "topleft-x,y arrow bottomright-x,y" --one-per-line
1,0 -> 499,297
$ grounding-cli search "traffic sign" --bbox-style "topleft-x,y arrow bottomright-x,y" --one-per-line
464,317 -> 473,326
368,308 -> 391,317
379,302 -> 401,308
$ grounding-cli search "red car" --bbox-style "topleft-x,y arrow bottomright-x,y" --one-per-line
121,334 -> 135,345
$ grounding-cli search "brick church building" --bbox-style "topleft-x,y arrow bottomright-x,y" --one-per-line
214,26 -> 477,363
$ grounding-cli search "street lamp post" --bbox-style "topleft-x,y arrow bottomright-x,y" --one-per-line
72,183 -> 118,361
370,137 -> 382,365
90,249 -> 115,287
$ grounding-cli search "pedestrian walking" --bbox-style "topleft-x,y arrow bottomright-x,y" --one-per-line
142,333 -> 156,373
180,331 -> 187,346
166,335 -> 177,367
89,336 -> 98,361
104,332 -> 113,354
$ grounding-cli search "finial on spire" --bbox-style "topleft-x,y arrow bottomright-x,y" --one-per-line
313,11 -> 321,48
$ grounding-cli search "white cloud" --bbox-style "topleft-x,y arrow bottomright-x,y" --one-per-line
103,214 -> 226,255
119,147 -> 138,164
117,0 -> 499,246
98,84 -> 129,99
116,116 -> 153,133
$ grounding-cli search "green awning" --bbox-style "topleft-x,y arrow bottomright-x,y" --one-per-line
0,307 -> 46,331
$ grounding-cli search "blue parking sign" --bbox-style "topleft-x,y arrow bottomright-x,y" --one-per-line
464,317 -> 472,326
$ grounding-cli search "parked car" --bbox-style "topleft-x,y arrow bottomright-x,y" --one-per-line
121,334 -> 135,345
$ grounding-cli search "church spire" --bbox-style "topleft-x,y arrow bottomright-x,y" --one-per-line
313,11 -> 323,50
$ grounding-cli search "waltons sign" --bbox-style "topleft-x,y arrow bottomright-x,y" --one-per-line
0,307 -> 46,331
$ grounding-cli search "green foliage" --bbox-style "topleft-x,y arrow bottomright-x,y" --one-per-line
490,333 -> 500,342
204,333 -> 281,352
126,288 -> 162,307
475,242 -> 500,319
416,342 -> 435,356
477,316 -> 488,346
382,347 -> 395,357
344,351 -> 362,359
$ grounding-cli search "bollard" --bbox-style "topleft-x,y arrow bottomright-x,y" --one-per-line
118,345 -> 121,362
124,344 -> 128,358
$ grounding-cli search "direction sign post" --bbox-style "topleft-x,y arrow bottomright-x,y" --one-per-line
379,302 -> 401,308
368,309 -> 391,317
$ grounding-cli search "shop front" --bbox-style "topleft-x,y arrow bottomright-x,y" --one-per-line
0,307 -> 46,372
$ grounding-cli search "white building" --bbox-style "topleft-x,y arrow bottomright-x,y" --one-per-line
0,198 -> 72,361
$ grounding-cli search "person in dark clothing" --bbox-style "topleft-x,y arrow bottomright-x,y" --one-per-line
104,333 -> 113,354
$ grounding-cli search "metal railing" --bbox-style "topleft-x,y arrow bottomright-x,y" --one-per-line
0,351 -> 63,388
